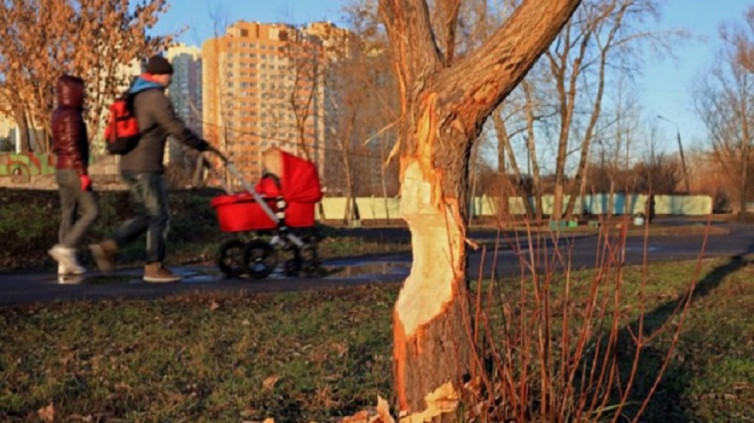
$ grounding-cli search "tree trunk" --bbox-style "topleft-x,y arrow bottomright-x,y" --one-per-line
380,0 -> 582,417
381,136 -> 391,223
564,49 -> 608,218
608,179 -> 615,218
739,92 -> 751,221
468,141 -> 480,222
12,104 -> 31,153
496,123 -> 511,217
395,158 -> 472,414
523,82 -> 544,220
492,112 -> 535,219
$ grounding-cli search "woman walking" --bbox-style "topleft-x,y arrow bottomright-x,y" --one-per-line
48,74 -> 99,275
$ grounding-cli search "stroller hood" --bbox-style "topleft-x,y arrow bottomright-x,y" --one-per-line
262,148 -> 322,203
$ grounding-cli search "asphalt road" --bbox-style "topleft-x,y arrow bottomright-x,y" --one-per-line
0,220 -> 750,306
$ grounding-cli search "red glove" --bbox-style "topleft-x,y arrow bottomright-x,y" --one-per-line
79,175 -> 92,191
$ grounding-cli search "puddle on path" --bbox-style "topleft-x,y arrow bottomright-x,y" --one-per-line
324,261 -> 410,280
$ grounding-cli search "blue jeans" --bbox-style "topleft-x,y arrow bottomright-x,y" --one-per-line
56,169 -> 99,248
112,171 -> 169,263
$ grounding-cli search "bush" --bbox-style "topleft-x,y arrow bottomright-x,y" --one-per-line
0,188 -> 223,271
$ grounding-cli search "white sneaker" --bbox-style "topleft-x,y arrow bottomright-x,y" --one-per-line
49,245 -> 85,275
58,274 -> 83,284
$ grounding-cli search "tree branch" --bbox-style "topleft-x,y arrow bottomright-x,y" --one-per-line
434,0 -> 582,133
378,0 -> 443,90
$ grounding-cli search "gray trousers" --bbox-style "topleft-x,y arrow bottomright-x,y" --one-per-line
56,169 -> 99,248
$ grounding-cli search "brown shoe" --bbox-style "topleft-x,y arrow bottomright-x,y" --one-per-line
89,240 -> 117,273
143,262 -> 182,283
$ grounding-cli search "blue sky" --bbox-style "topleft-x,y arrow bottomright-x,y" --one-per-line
639,0 -> 752,151
153,0 -> 753,154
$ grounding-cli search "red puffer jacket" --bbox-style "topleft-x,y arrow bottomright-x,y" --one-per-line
52,75 -> 89,175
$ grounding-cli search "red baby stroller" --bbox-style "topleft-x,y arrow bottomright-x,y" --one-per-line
210,148 -> 323,279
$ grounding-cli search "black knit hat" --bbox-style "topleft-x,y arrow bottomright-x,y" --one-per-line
145,55 -> 174,75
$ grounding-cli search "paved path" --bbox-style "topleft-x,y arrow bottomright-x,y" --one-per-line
1,220 -> 750,305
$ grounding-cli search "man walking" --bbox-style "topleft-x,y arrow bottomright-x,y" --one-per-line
90,55 -> 220,283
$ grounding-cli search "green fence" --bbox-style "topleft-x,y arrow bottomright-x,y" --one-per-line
320,194 -> 713,220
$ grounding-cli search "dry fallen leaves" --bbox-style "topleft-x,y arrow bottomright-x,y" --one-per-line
37,403 -> 54,423
262,375 -> 280,390
340,396 -> 396,423
341,383 -> 459,423
400,382 -> 459,423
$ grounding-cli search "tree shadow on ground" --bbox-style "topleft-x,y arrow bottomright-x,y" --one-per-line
614,253 -> 750,421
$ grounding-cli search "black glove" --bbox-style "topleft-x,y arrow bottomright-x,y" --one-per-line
203,143 -> 228,163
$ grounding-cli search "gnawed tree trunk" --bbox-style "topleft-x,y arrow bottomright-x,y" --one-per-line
379,0 -> 581,416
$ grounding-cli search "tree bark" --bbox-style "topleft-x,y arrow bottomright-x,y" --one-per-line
380,0 -> 582,417
495,117 -> 511,217
522,81 -> 544,220
739,88 -> 751,221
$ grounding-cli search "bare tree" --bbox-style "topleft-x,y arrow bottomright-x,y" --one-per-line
491,77 -> 550,220
544,0 -> 663,220
378,0 -> 580,416
282,28 -> 326,162
696,9 -> 754,220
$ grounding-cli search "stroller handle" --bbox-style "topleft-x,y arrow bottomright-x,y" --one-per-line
224,162 -> 281,224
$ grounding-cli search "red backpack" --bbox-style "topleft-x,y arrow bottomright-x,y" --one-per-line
104,94 -> 139,154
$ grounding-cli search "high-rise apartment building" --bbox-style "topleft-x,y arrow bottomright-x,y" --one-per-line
166,44 -> 203,165
202,21 -> 325,179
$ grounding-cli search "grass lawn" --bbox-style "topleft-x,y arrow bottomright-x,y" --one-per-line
0,258 -> 753,422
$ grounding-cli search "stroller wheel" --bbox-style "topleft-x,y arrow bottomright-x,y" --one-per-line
243,240 -> 277,280
283,258 -> 301,277
300,244 -> 320,277
217,239 -> 246,277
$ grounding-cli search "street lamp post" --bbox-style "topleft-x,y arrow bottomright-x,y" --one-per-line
657,115 -> 691,193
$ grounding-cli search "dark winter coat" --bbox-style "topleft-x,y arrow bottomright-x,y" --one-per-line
119,75 -> 208,173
